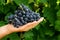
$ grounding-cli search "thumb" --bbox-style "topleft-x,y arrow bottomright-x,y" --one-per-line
37,17 -> 44,23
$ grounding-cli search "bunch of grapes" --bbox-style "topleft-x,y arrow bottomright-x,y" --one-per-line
8,4 -> 40,28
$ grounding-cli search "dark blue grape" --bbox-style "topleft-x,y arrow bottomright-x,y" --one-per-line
24,21 -> 27,24
30,15 -> 33,18
28,15 -> 33,20
8,4 -> 41,28
14,10 -> 18,14
17,10 -> 21,13
20,17 -> 23,20
33,15 -> 36,19
21,4 -> 30,12
8,14 -> 14,20
31,19 -> 34,22
27,9 -> 32,13
14,15 -> 17,18
36,18 -> 40,21
23,15 -> 26,18
17,13 -> 22,17
24,18 -> 28,21
14,10 -> 20,14
25,12 -> 30,15
36,14 -> 40,18
20,20 -> 25,24
13,23 -> 16,27
14,18 -> 21,24
13,22 -> 20,28
26,15 -> 29,17
22,11 -> 25,14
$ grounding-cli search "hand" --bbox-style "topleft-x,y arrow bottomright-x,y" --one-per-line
0,17 -> 44,39
7,17 -> 44,33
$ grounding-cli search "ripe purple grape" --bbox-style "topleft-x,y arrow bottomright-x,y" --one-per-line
8,4 -> 41,28
24,18 -> 28,22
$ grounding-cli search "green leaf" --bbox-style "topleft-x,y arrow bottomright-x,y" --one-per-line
0,21 -> 6,26
14,0 -> 28,5
34,0 -> 47,4
0,0 -> 5,5
43,7 -> 56,24
57,35 -> 60,40
40,0 -> 47,3
57,10 -> 60,16
0,3 -> 17,13
24,31 -> 34,40
0,5 -> 10,13
0,5 -> 4,12
55,5 -> 60,10
55,20 -> 60,31
40,21 -> 54,36
28,0 -> 34,3
5,12 -> 13,22
3,5 -> 10,13
45,29 -> 54,36
48,0 -> 57,7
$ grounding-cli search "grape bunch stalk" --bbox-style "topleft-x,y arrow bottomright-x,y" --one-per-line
8,4 -> 40,28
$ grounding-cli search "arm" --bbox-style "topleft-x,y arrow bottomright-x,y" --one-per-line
0,17 -> 44,39
0,24 -> 12,39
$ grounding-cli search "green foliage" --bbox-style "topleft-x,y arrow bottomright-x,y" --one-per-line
14,0 -> 28,5
57,10 -> 60,16
24,31 -> 34,40
55,20 -> 60,31
0,0 -> 60,40
0,0 -> 5,5
43,7 -> 56,24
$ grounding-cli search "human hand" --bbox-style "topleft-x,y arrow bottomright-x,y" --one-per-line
0,17 -> 44,39
6,17 -> 44,33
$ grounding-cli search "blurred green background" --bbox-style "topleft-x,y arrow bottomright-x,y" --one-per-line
0,0 -> 60,40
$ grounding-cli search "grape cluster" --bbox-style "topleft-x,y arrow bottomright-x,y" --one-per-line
8,4 -> 40,28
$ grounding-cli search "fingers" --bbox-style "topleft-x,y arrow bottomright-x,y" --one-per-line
37,17 -> 44,23
19,17 -> 44,31
23,17 -> 44,31
23,21 -> 37,31
13,17 -> 44,32
15,23 -> 32,32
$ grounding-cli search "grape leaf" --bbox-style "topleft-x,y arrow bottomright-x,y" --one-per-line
43,7 -> 56,24
28,0 -> 34,3
55,20 -> 60,31
14,0 -> 28,5
48,0 -> 57,7
55,5 -> 60,10
40,21 -> 54,36
0,21 -> 6,26
5,12 -> 12,23
57,9 -> 60,16
0,0 -> 5,5
0,5 -> 4,12
57,35 -> 60,40
24,31 -> 34,40
0,5 -> 10,13
40,0 -> 47,3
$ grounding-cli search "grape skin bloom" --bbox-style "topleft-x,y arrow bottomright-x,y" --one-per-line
8,4 -> 40,28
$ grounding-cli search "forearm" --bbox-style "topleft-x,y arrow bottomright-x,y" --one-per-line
0,25 -> 11,39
